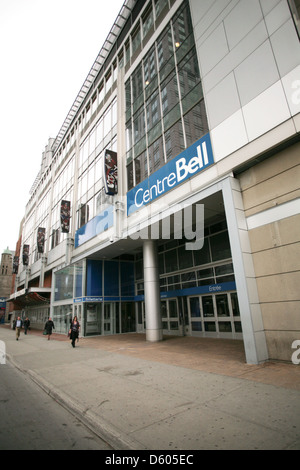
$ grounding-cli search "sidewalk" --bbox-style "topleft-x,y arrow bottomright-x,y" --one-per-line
1,325 -> 299,450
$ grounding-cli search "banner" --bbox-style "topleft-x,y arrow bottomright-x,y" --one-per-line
61,200 -> 71,233
37,227 -> 46,253
13,256 -> 19,274
104,149 -> 118,195
22,245 -> 29,266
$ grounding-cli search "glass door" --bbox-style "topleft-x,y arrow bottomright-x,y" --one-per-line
161,298 -> 180,335
103,302 -> 115,335
85,303 -> 102,336
188,292 -> 242,339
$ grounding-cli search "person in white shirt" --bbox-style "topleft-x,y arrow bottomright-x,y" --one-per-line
15,317 -> 22,340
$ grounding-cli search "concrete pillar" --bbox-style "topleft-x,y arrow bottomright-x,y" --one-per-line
222,176 -> 268,364
143,240 -> 162,342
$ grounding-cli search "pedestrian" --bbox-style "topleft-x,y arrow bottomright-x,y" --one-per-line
15,316 -> 22,341
24,317 -> 30,335
69,316 -> 80,348
44,317 -> 55,340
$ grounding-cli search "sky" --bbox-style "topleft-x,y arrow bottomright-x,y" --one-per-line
0,0 -> 124,254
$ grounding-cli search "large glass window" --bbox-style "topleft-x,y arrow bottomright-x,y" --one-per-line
54,266 -> 74,301
126,0 -> 208,191
142,3 -> 154,38
76,99 -> 116,230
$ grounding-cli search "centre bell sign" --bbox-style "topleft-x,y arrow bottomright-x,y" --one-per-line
127,132 -> 214,215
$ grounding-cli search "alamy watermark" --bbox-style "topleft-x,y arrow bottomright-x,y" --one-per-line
127,203 -> 205,250
291,340 -> 300,365
292,80 -> 300,105
0,340 -> 6,365
101,201 -> 205,251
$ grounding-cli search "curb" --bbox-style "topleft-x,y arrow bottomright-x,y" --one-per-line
6,353 -> 146,451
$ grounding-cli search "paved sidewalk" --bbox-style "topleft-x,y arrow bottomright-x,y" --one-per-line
1,325 -> 299,450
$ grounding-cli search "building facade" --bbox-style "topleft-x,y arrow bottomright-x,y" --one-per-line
0,248 -> 15,322
9,0 -> 300,364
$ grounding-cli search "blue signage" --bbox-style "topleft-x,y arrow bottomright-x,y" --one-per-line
127,133 -> 214,215
134,282 -> 236,301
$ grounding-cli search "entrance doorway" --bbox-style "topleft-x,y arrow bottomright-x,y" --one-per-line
103,302 -> 115,335
187,292 -> 242,338
161,298 -> 181,335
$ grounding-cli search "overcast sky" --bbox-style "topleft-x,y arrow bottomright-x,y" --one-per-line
0,0 -> 124,254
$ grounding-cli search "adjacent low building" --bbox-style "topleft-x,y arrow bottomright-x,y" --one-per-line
9,0 -> 300,364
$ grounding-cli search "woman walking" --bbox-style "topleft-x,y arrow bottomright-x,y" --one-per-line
69,316 -> 80,348
44,317 -> 55,340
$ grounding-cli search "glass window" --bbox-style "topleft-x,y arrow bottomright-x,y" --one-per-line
178,47 -> 201,99
204,322 -> 216,332
172,1 -> 193,51
54,266 -> 74,301
146,89 -> 161,131
96,118 -> 103,147
191,321 -> 202,331
78,203 -> 89,229
103,107 -> 112,137
210,231 -> 231,262
216,294 -> 230,317
142,4 -> 154,37
125,80 -> 131,120
219,322 -> 232,332
118,50 -> 124,69
98,83 -> 104,102
127,161 -> 134,191
95,152 -> 103,184
215,264 -> 233,276
190,297 -> 200,317
132,65 -> 144,112
202,296 -> 214,317
126,0 -> 209,189
144,46 -> 158,98
133,107 -> 146,145
164,120 -> 185,161
231,293 -> 240,317
184,101 -> 209,147
169,300 -> 178,318
157,25 -> 175,80
165,248 -> 178,273
155,0 -> 169,19
193,237 -> 211,266
126,119 -> 133,153
131,25 -> 141,55
161,70 -> 179,117
178,245 -> 193,270
125,39 -> 130,65
148,136 -> 164,174
135,151 -> 148,183
181,273 -> 197,289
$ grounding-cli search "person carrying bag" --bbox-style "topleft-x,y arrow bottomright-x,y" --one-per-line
69,316 -> 80,348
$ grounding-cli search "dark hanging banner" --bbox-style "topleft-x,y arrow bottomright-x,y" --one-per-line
37,227 -> 46,253
104,149 -> 118,195
61,200 -> 71,233
13,256 -> 19,274
22,245 -> 29,266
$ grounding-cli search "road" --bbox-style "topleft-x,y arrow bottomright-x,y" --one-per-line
0,361 -> 113,450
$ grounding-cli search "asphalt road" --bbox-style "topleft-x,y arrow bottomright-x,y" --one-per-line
0,361 -> 113,450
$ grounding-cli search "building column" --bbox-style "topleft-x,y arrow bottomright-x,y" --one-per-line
222,176 -> 268,364
143,240 -> 162,342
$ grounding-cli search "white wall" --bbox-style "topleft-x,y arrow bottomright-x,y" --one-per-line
190,0 -> 300,162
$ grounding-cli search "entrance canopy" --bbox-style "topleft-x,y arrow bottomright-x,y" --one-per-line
8,287 -> 51,308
